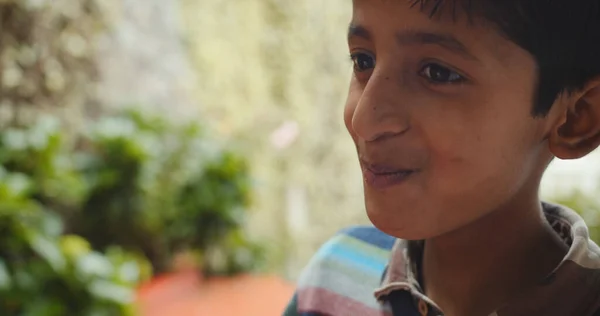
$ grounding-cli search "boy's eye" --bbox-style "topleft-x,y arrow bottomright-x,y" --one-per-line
421,63 -> 465,84
350,53 -> 375,72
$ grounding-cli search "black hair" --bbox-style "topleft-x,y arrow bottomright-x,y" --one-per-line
412,0 -> 600,117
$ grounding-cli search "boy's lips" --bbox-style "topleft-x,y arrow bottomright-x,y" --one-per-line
359,159 -> 418,189
359,158 -> 417,173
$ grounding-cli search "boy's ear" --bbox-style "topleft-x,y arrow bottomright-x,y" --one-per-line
549,78 -> 600,160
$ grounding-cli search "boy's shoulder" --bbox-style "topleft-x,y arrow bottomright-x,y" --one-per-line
336,225 -> 398,250
307,225 -> 397,272
292,225 -> 397,316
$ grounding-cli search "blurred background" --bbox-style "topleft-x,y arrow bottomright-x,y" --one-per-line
1,0 -> 599,315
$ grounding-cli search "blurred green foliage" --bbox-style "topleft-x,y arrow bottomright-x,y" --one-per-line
0,110 -> 264,314
550,192 -> 600,244
71,110 -> 264,275
0,165 -> 144,315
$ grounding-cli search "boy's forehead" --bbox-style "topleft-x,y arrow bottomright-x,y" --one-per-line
352,0 -> 461,16
351,0 -> 479,25
349,0 -> 516,66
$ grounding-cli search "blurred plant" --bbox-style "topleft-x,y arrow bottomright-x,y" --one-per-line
0,110 -> 264,277
550,191 -> 600,244
74,110 -> 264,274
0,165 -> 147,316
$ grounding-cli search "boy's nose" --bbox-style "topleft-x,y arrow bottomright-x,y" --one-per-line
351,75 -> 410,142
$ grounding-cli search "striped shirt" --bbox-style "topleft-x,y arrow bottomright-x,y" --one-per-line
283,203 -> 600,316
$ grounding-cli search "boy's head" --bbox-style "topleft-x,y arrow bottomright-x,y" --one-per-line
345,0 -> 600,239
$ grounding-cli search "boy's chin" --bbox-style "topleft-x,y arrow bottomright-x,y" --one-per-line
366,207 -> 439,240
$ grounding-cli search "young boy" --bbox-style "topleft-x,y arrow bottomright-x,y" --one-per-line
284,0 -> 600,315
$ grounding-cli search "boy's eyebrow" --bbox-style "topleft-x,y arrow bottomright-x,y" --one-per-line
348,23 -> 478,61
396,31 -> 478,61
348,24 -> 372,41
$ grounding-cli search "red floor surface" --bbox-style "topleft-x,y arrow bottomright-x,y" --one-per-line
136,270 -> 295,316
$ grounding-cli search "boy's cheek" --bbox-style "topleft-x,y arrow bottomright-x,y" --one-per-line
343,87 -> 363,140
343,103 -> 357,141
430,136 -> 530,200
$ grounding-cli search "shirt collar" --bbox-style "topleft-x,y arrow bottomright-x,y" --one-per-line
374,202 -> 600,315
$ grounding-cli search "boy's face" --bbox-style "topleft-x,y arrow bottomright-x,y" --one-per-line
345,0 -> 556,239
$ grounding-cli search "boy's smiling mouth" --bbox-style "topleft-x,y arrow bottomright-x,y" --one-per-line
359,158 -> 418,189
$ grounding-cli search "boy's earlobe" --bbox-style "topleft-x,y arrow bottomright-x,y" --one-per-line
549,79 -> 600,160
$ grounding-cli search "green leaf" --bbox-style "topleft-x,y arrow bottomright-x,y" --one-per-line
2,129 -> 28,151
87,280 -> 134,304
40,211 -> 64,237
117,261 -> 140,284
28,233 -> 66,273
22,298 -> 65,316
60,235 -> 92,259
76,252 -> 114,279
3,172 -> 32,197
0,259 -> 12,290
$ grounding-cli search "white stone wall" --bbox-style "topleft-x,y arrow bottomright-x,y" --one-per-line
95,0 -> 200,120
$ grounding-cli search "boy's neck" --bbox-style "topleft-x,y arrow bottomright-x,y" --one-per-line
422,194 -> 569,316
